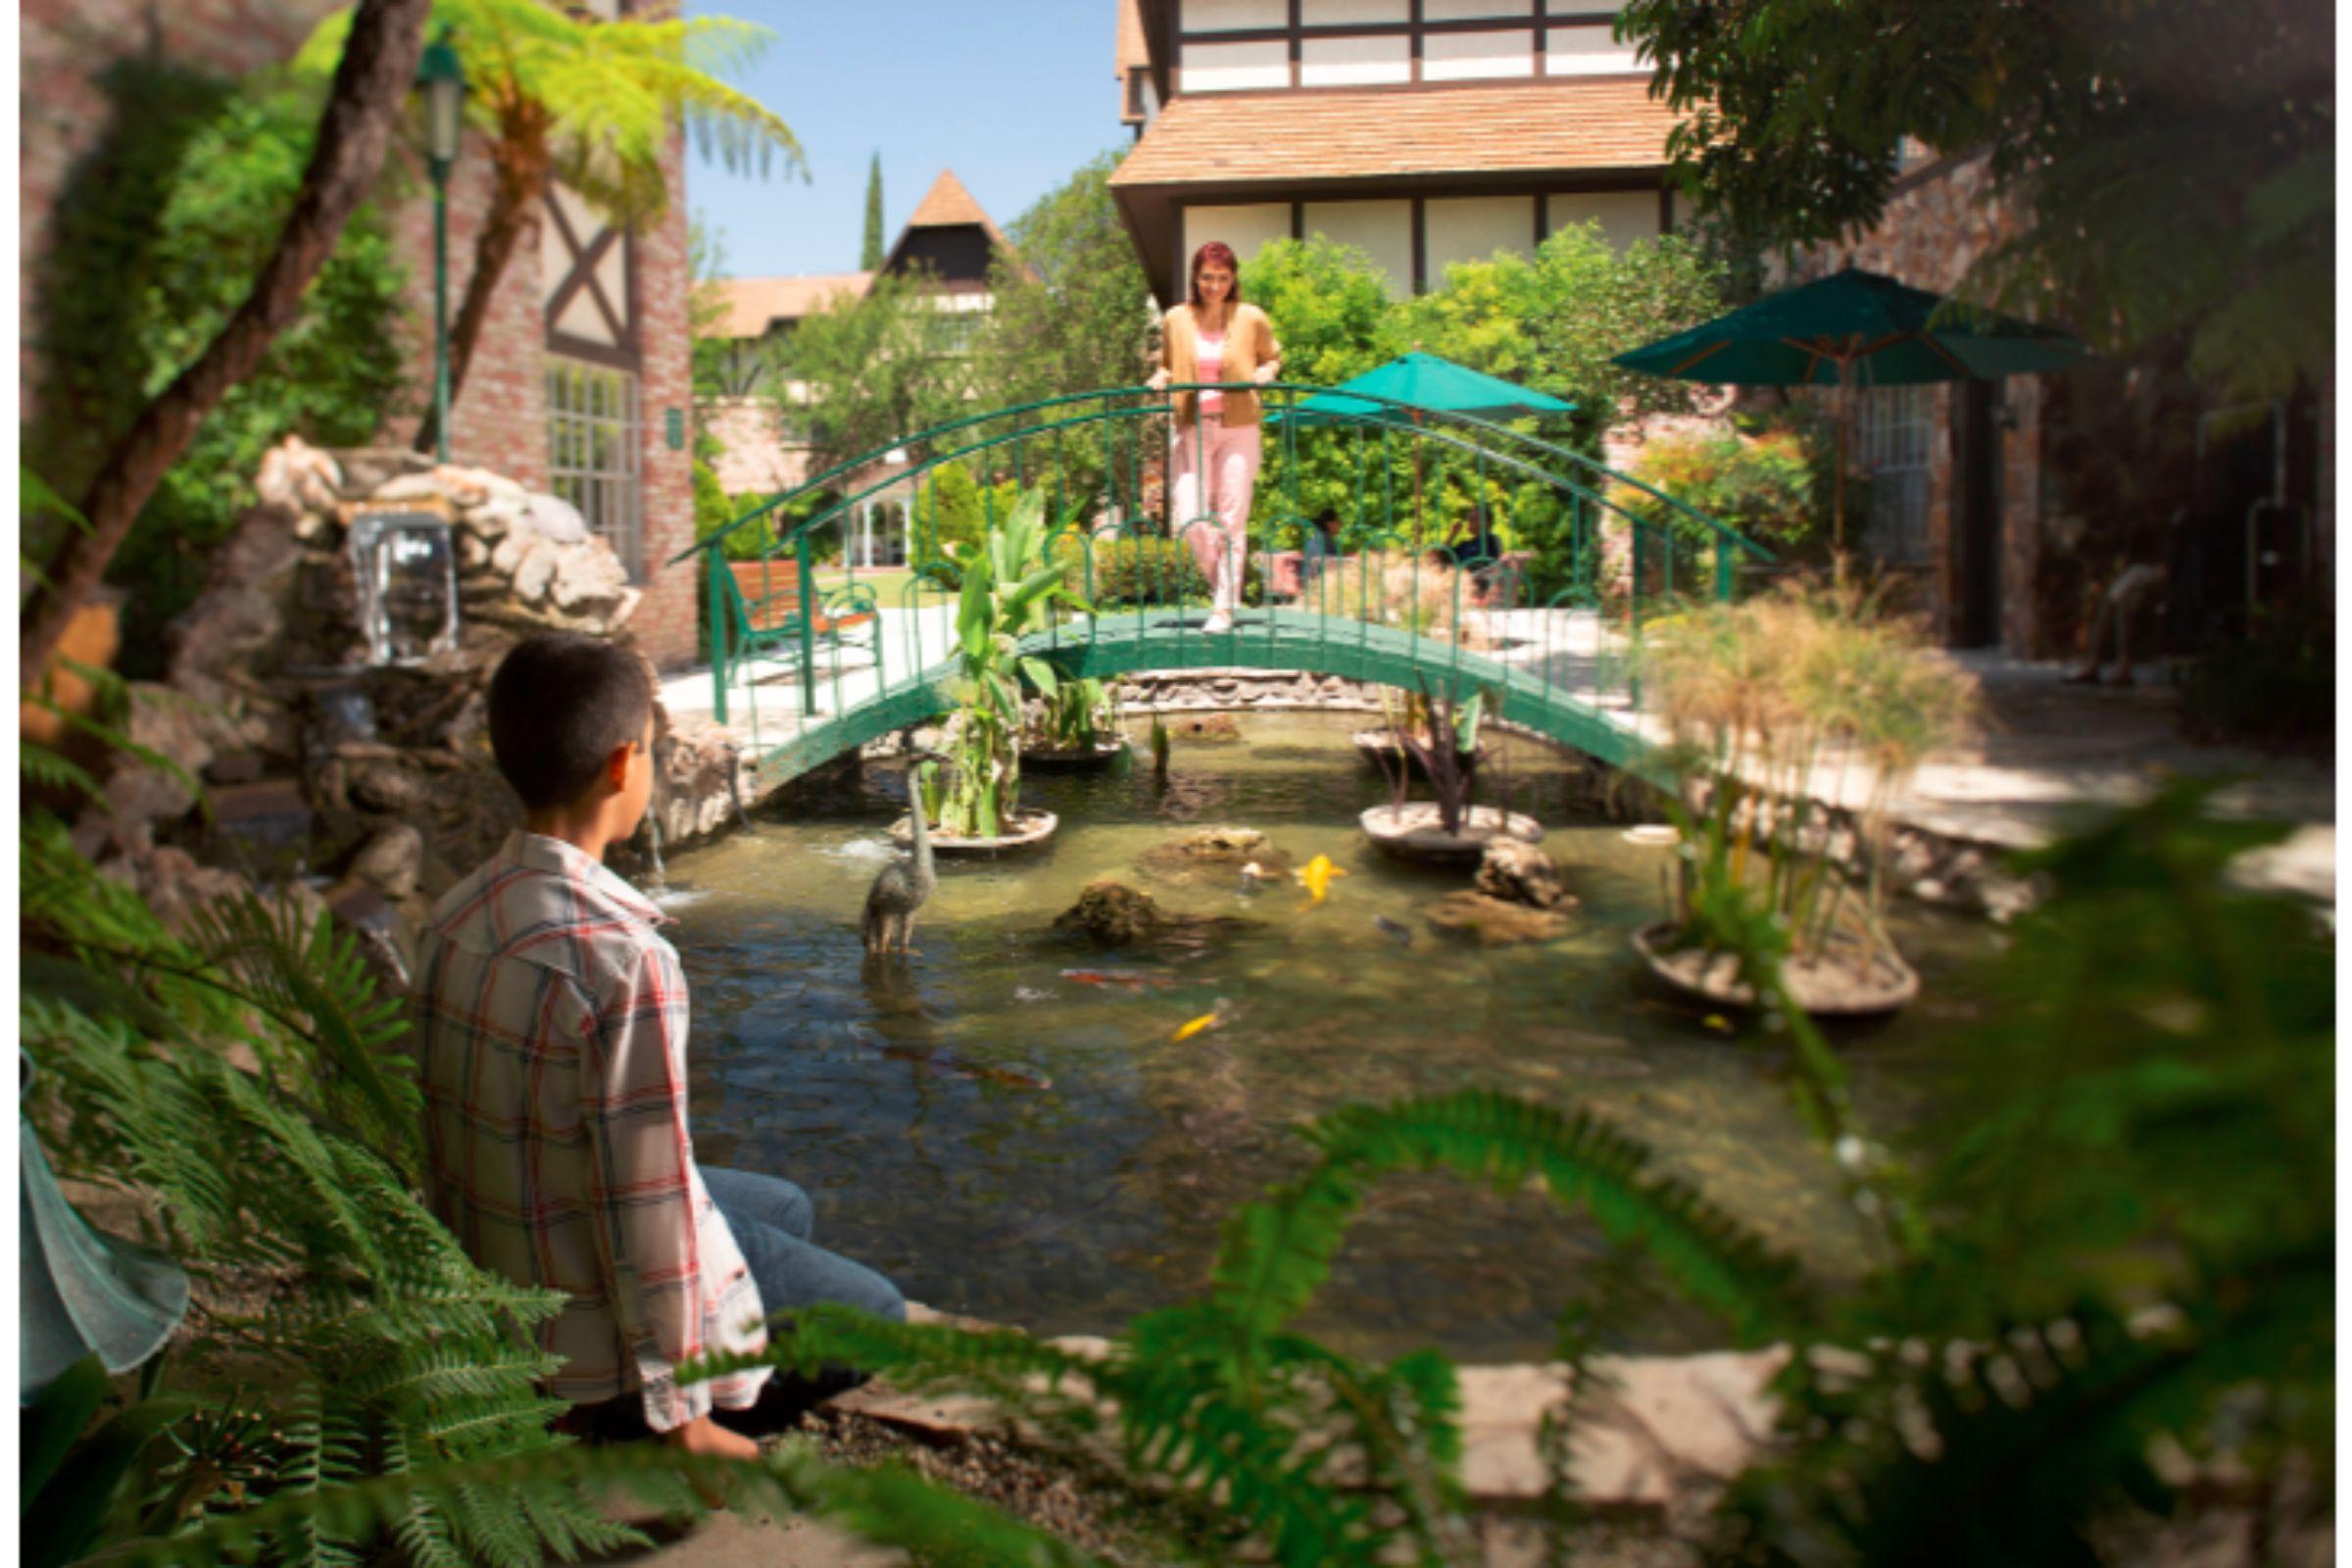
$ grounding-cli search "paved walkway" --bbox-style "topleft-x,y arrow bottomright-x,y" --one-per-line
658,612 -> 2332,906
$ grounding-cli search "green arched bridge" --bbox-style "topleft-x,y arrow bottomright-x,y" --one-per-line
676,384 -> 1768,781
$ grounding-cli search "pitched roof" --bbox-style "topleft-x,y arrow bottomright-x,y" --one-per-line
1109,78 -> 1680,189
710,272 -> 873,339
906,169 -> 994,230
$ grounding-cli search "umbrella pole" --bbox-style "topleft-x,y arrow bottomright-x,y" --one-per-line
1834,358 -> 1852,587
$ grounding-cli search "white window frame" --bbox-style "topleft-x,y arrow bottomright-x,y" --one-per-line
547,357 -> 643,579
1858,384 -> 1934,564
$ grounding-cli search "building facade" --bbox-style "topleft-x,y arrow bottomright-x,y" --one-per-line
21,0 -> 705,667
1799,152 -> 2332,659
1107,0 -> 1687,304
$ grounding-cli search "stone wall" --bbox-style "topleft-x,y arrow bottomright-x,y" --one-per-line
77,440 -> 663,978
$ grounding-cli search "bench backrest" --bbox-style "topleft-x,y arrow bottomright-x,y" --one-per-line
722,558 -> 804,633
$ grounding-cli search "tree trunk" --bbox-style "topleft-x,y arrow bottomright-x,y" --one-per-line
21,0 -> 433,687
413,113 -> 548,457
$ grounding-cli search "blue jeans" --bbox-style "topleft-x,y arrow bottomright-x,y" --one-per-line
703,1166 -> 905,1328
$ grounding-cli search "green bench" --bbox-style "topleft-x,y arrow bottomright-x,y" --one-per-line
717,558 -> 879,668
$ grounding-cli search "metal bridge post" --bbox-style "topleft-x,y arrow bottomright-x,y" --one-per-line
796,530 -> 817,717
707,544 -> 729,726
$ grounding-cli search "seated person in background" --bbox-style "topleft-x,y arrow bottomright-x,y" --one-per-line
415,633 -> 905,1457
2067,539 -> 2170,688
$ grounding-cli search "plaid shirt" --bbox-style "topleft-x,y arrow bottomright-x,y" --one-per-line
414,830 -> 770,1430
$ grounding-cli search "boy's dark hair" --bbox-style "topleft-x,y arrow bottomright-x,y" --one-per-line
487,634 -> 653,811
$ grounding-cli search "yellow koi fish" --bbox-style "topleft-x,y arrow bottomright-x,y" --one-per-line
1171,998 -> 1234,1044
1295,855 -> 1348,906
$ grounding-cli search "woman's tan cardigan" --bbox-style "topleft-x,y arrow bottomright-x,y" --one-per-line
1159,302 -> 1282,428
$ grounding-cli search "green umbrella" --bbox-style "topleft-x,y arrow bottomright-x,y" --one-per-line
1284,350 -> 1575,425
1612,266 -> 2089,552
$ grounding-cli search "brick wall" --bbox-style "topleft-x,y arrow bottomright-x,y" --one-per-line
624,134 -> 702,670
21,0 -> 705,670
378,148 -> 549,493
1796,153 -> 2046,654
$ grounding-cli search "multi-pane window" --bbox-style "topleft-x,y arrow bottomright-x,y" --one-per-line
1858,383 -> 1934,563
547,358 -> 641,578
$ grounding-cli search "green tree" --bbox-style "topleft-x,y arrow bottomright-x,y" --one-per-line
782,265 -> 976,477
300,0 -> 806,455
975,150 -> 1155,406
1616,0 -> 2332,404
860,150 -> 885,270
1406,221 -> 1729,431
21,0 -> 429,686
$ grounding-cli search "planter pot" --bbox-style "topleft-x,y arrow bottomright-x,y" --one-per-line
1631,921 -> 1921,1019
1359,802 -> 1543,866
891,808 -> 1058,857
1021,738 -> 1130,772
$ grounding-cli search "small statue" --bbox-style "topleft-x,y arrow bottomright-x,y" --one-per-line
864,757 -> 944,957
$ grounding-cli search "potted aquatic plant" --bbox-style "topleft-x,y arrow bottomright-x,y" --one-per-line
1022,673 -> 1129,769
1361,680 -> 1541,865
902,490 -> 1088,853
1633,584 -> 1980,1016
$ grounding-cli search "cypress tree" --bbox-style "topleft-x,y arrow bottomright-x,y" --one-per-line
860,152 -> 885,270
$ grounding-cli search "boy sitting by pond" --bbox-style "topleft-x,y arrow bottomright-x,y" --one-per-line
414,632 -> 904,1461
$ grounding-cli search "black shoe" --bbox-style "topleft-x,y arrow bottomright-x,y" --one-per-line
710,1364 -> 874,1439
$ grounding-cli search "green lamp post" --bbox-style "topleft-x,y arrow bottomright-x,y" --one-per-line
417,30 -> 466,465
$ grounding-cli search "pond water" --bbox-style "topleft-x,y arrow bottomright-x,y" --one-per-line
664,710 -> 1996,1363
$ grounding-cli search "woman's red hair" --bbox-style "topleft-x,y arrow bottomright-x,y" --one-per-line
1188,241 -> 1242,309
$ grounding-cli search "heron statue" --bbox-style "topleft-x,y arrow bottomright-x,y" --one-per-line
863,754 -> 946,957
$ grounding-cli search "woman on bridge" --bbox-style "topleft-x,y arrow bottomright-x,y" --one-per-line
1149,241 -> 1283,636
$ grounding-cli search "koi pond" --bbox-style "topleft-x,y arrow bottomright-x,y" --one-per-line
664,710 -> 1998,1362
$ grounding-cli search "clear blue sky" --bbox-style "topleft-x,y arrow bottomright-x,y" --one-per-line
684,1 -> 1130,279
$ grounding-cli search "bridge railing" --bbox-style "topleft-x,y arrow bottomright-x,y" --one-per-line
678,383 -> 1772,745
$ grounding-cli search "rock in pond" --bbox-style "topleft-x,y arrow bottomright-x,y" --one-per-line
1137,825 -> 1292,885
1422,890 -> 1573,947
1476,837 -> 1571,909
1054,879 -> 1250,951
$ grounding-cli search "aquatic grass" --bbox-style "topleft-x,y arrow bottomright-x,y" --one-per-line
1641,582 -> 1980,972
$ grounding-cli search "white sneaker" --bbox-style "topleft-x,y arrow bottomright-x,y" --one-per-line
1201,610 -> 1234,635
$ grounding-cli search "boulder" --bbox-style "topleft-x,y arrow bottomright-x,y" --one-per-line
430,465 -> 521,508
136,847 -> 254,937
520,492 -> 590,544
1476,838 -> 1571,909
346,822 -> 424,901
1054,880 -> 1174,946
1422,891 -> 1572,947
1137,825 -> 1292,886
509,537 -> 561,604
346,759 -> 416,813
461,495 -> 526,545
330,447 -> 434,495
371,471 -> 448,504
549,541 -> 629,612
254,435 -> 342,514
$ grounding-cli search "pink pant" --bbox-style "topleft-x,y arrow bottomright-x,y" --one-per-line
1169,420 -> 1261,611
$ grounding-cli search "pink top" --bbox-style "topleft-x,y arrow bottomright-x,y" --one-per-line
1197,329 -> 1225,415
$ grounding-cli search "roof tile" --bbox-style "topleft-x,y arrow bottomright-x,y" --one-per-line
1110,79 -> 1680,188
